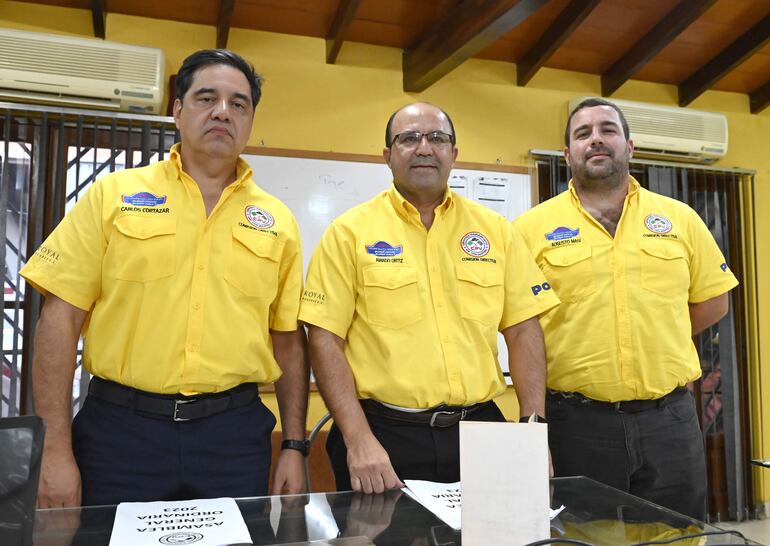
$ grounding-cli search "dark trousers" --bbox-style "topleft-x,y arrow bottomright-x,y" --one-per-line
327,401 -> 506,491
547,390 -> 707,521
72,395 -> 276,506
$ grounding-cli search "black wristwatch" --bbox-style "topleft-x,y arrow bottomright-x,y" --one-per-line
281,439 -> 310,456
519,414 -> 547,424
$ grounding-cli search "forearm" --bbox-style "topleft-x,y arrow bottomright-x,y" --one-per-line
503,317 -> 547,417
32,297 -> 86,453
272,329 -> 310,441
307,326 -> 373,445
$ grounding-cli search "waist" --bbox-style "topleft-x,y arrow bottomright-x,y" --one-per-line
87,376 -> 259,422
360,399 -> 491,427
547,387 -> 688,413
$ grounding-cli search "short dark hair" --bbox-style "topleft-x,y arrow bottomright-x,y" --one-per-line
176,49 -> 263,108
385,103 -> 457,147
565,97 -> 630,146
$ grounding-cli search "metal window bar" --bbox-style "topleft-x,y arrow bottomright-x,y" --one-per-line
531,151 -> 755,522
0,102 -> 177,421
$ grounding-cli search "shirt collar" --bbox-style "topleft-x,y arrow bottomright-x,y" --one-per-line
168,143 -> 253,187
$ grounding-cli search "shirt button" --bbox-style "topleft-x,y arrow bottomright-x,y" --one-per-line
192,303 -> 200,310
442,336 -> 450,343
197,264 -> 205,271
189,345 -> 198,352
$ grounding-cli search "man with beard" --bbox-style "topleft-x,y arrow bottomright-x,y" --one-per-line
513,98 -> 738,520
300,102 -> 559,493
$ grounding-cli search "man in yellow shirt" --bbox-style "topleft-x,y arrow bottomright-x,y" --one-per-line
300,103 -> 559,493
21,49 -> 309,507
513,98 -> 739,520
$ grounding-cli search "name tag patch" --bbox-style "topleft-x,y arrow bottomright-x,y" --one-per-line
122,192 -> 167,207
365,241 -> 403,257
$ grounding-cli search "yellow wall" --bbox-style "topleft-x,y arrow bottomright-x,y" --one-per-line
2,1 -> 769,503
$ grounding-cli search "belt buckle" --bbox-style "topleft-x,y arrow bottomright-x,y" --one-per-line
429,410 -> 457,428
173,399 -> 195,422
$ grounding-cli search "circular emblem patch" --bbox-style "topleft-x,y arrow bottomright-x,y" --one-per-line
245,206 -> 274,229
644,214 -> 672,234
159,532 -> 204,545
461,232 -> 490,257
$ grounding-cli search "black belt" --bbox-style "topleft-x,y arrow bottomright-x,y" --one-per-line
360,399 -> 490,428
88,376 -> 259,422
547,387 -> 688,413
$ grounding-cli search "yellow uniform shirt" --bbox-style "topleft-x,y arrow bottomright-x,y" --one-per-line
21,144 -> 302,394
299,185 -> 559,408
513,177 -> 739,402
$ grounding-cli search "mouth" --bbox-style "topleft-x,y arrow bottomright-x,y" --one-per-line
206,126 -> 232,137
586,149 -> 612,160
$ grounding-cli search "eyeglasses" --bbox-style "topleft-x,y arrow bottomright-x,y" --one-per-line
391,131 -> 455,149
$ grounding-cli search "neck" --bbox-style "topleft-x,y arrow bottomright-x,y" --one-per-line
179,144 -> 240,191
573,174 -> 630,236
396,185 -> 445,231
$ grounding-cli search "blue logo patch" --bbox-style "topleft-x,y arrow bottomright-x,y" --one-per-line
545,226 -> 579,241
365,241 -> 403,257
720,263 -> 728,272
122,192 -> 167,207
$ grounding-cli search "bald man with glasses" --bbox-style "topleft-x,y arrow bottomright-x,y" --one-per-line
299,102 -> 559,493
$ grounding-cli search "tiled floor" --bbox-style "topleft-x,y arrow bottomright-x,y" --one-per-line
717,518 -> 770,544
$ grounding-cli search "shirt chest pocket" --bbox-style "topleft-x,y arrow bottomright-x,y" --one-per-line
456,265 -> 504,326
639,239 -> 690,297
362,266 -> 421,329
541,246 -> 595,302
225,227 -> 284,298
111,216 -> 176,282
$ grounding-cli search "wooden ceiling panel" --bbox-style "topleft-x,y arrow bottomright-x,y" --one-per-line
231,1 -> 337,36
19,0 -> 90,8
711,71 -> 770,93
107,0 -> 218,26
346,20 -> 416,49
484,0 -> 571,56
344,0 -> 456,49
475,38 -> 533,63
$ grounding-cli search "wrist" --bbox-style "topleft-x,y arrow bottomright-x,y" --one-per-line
519,414 -> 547,424
281,439 -> 310,456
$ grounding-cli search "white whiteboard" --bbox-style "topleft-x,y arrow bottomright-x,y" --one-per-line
244,153 -> 532,382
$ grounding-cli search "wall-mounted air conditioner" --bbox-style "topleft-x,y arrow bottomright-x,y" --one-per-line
0,29 -> 164,114
568,97 -> 728,164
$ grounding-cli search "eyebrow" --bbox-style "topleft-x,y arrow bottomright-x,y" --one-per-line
572,120 -> 621,134
192,88 -> 251,104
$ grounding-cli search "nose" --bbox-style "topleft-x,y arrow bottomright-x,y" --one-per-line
415,134 -> 434,155
211,98 -> 231,120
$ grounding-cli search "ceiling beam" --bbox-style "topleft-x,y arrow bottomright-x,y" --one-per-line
217,0 -> 235,49
91,0 -> 106,39
403,0 -> 548,93
749,80 -> 770,114
601,0 -> 716,97
679,12 -> 770,107
326,0 -> 362,64
517,0 -> 600,87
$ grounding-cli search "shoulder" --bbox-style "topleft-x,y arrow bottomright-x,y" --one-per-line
515,191 -> 570,228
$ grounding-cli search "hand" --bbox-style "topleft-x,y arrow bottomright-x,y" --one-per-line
37,447 -> 81,508
346,434 -> 404,494
271,448 -> 307,495
343,489 -> 403,538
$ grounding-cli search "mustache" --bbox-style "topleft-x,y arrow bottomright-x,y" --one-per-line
410,160 -> 439,168
586,147 -> 614,159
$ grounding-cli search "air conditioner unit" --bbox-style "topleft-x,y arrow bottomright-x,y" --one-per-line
568,97 -> 728,164
0,29 -> 164,114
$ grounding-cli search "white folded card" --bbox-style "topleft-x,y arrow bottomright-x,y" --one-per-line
460,421 -> 550,545
109,497 -> 252,546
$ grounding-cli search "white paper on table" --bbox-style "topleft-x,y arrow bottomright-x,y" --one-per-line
402,480 -> 462,530
109,497 -> 251,546
460,421 -> 550,545
402,480 -> 564,532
